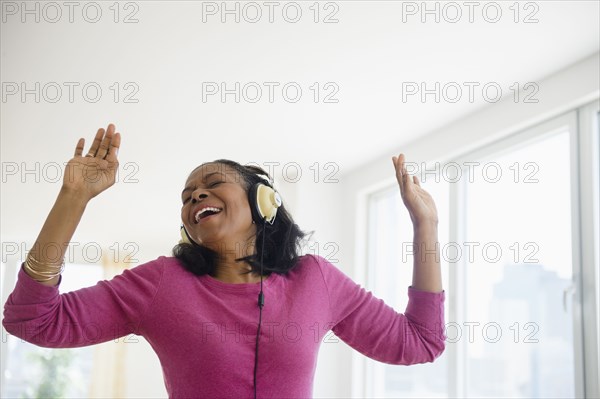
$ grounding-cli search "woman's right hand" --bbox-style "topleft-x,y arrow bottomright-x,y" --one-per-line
62,123 -> 121,201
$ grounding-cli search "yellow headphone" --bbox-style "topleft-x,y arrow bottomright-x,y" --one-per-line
249,182 -> 283,225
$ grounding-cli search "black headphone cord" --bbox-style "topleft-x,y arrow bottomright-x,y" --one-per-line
254,218 -> 266,399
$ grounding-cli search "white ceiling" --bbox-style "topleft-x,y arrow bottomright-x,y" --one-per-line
1,1 -> 599,250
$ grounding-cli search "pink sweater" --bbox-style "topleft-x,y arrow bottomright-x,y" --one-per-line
3,254 -> 445,398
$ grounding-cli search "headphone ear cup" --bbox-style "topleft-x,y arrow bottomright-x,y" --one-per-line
179,225 -> 191,245
250,183 -> 282,224
179,225 -> 200,246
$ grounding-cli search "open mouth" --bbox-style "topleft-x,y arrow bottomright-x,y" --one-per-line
194,207 -> 223,223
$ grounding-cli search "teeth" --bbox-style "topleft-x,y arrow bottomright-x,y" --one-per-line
195,207 -> 222,223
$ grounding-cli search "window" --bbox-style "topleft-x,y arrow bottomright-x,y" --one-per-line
462,130 -> 574,398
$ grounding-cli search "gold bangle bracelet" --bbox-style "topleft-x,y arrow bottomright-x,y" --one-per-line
24,262 -> 61,281
24,254 -> 65,281
25,260 -> 65,275
27,253 -> 64,268
24,257 -> 63,273
24,267 -> 61,281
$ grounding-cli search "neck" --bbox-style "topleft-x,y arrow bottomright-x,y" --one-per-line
211,239 -> 266,284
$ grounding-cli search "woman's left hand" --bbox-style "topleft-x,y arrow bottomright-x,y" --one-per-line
392,153 -> 439,227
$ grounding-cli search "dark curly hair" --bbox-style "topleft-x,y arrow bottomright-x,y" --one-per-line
172,159 -> 312,278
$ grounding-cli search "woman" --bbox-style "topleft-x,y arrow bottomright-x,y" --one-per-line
3,123 -> 445,398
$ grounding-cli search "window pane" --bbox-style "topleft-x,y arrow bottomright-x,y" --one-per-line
464,131 -> 575,398
366,178 -> 449,397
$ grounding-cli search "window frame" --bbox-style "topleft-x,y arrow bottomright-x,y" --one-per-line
576,100 -> 600,399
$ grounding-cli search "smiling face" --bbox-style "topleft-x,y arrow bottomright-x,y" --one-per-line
180,162 -> 256,253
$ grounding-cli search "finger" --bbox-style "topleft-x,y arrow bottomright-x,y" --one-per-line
413,175 -> 421,187
397,153 -> 405,172
96,124 -> 115,159
394,154 -> 407,173
392,156 -> 399,171
86,128 -> 105,157
392,156 -> 401,178
74,138 -> 85,157
398,153 -> 412,187
402,167 -> 413,190
393,155 -> 404,191
106,132 -> 121,163
392,153 -> 407,193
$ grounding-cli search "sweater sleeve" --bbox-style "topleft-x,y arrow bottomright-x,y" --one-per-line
315,255 -> 446,365
2,257 -> 165,348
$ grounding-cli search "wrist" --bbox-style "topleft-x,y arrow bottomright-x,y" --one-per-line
59,186 -> 91,207
413,219 -> 439,232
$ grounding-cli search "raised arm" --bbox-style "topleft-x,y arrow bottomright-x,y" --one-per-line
320,154 -> 445,365
392,153 -> 443,293
2,125 -> 164,348
25,124 -> 121,286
